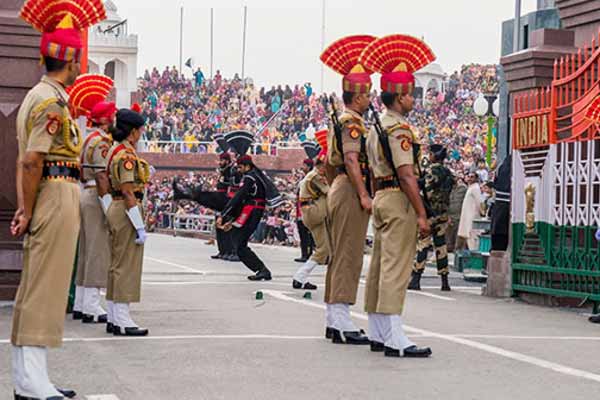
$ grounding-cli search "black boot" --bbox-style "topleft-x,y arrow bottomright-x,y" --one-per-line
248,269 -> 272,281
172,178 -> 193,201
441,274 -> 451,291
589,314 -> 600,323
370,341 -> 385,352
385,345 -> 432,358
56,387 -> 77,398
331,330 -> 370,345
408,271 -> 422,291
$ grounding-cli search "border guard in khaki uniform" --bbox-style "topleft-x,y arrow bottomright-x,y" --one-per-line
360,34 -> 434,358
319,35 -> 377,345
10,1 -> 106,398
68,75 -> 117,324
292,131 -> 330,290
105,108 -> 151,336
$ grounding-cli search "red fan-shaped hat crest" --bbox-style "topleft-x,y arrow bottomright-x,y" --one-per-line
320,35 -> 377,76
314,129 -> 328,153
360,34 -> 436,74
20,0 -> 106,32
68,74 -> 114,118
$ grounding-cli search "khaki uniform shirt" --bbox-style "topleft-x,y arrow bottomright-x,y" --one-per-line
16,75 -> 81,163
299,169 -> 329,200
366,109 -> 415,178
107,140 -> 150,193
327,108 -> 368,168
81,127 -> 113,183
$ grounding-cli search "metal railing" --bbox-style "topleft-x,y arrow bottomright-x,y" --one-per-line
138,140 -> 303,155
160,213 -> 215,235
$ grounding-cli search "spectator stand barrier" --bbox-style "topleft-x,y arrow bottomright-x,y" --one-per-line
139,140 -> 303,155
163,213 -> 215,236
511,32 -> 600,311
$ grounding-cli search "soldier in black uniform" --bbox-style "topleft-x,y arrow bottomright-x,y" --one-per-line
217,130 -> 281,281
490,154 -> 511,251
173,134 -> 241,260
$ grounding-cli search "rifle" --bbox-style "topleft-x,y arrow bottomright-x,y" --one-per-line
368,105 -> 432,216
327,95 -> 344,161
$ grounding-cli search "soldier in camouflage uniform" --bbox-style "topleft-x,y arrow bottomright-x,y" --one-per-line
408,144 -> 455,291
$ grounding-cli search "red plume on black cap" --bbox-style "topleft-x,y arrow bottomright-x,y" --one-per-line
131,102 -> 142,113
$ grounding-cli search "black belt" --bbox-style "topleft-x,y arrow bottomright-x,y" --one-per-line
300,200 -> 315,207
111,191 -> 144,200
374,176 -> 400,192
42,161 -> 80,182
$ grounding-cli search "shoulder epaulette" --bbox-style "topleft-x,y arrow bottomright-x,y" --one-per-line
388,123 -> 411,134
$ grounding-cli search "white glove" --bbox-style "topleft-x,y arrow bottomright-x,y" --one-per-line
135,228 -> 147,245
596,229 -> 600,241
98,194 -> 113,216
126,206 -> 146,245
149,165 -> 156,179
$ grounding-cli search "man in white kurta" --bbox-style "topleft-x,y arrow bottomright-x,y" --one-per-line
457,172 -> 482,250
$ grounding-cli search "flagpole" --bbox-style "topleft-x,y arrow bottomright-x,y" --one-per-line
513,0 -> 521,53
241,5 -> 248,79
179,6 -> 184,73
210,7 -> 214,78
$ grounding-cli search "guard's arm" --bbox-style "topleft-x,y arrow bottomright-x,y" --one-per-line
221,177 -> 252,221
344,152 -> 369,200
122,182 -> 147,245
11,151 -> 44,236
96,171 -> 113,215
15,160 -> 24,210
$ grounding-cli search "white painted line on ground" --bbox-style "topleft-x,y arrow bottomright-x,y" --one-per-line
263,289 -> 600,384
87,395 -> 120,400
409,291 -> 455,301
0,334 -> 326,345
144,256 -> 206,274
0,333 -> 431,345
142,280 -> 292,288
454,335 -> 600,341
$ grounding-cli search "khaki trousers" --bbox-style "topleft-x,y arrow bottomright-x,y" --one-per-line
106,201 -> 144,303
76,187 -> 111,288
11,182 -> 80,347
324,175 -> 369,305
365,189 -> 417,315
301,197 -> 329,265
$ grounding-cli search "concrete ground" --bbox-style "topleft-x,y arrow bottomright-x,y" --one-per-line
1,233 -> 599,400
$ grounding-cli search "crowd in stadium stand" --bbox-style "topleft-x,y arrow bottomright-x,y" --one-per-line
139,63 -> 498,178
139,66 -> 328,155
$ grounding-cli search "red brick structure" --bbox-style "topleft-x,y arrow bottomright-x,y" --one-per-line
142,147 -> 307,179
0,0 -> 42,300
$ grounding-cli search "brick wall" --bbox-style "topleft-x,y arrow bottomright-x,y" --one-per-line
142,148 -> 306,179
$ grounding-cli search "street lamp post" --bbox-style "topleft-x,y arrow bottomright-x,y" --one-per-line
474,93 -> 499,167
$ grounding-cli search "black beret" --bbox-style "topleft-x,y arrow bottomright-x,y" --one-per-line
430,144 -> 447,160
116,109 -> 145,130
